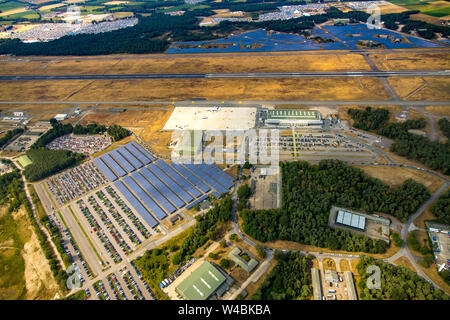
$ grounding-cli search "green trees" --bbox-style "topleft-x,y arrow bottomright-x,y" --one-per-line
23,148 -> 84,182
251,252 -> 311,300
219,258 -> 233,269
0,127 -> 24,148
438,118 -> 450,139
107,124 -> 131,142
241,160 -> 430,253
347,107 -> 450,175
237,183 -> 251,211
430,188 -> 450,224
357,256 -> 449,300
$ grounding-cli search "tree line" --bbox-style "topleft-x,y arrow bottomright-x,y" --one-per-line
357,256 -> 448,300
241,160 -> 431,253
0,127 -> 24,149
430,188 -> 450,225
251,251 -> 312,300
348,107 -> 450,175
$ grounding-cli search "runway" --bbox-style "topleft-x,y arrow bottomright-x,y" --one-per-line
0,70 -> 449,81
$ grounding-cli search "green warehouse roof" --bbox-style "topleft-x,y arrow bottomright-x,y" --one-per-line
176,261 -> 226,300
267,109 -> 321,120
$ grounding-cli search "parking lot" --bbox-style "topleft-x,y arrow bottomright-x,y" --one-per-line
46,134 -> 112,154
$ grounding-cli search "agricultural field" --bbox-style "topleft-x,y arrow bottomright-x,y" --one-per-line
390,0 -> 450,17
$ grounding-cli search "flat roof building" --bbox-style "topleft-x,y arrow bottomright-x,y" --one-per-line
54,113 -> 68,121
344,271 -> 358,300
325,270 -> 339,283
228,247 -> 258,273
311,268 -> 322,300
175,261 -> 226,300
265,109 -> 322,127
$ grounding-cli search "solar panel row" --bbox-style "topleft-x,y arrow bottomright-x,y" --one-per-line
110,149 -> 135,173
131,140 -> 156,161
93,158 -> 117,182
155,160 -> 202,198
147,163 -> 193,204
123,175 -> 168,220
131,171 -> 176,214
102,153 -> 127,177
117,146 -> 143,169
183,163 -> 228,195
198,163 -> 234,189
186,194 -> 209,210
171,163 -> 211,193
209,163 -> 235,182
113,180 -> 158,228
124,143 -> 151,165
140,167 -> 185,209
336,210 -> 365,230
211,191 -> 221,199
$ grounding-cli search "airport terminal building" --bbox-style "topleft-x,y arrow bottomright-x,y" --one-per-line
265,109 -> 323,127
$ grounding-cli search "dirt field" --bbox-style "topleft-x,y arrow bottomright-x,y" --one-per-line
387,77 -> 450,101
0,77 -> 390,102
370,52 -> 450,71
425,106 -> 450,116
379,3 -> 409,14
81,106 -> 174,157
393,256 -> 416,272
339,259 -> 351,272
355,165 -> 445,193
0,53 -> 371,75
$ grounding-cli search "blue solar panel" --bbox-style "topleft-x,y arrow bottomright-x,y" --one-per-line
209,163 -> 235,182
212,191 -> 221,199
110,149 -> 135,173
183,163 -> 228,195
113,180 -> 158,228
130,141 -> 156,161
124,143 -> 151,165
102,153 -> 126,177
131,171 -> 176,214
147,163 -> 193,204
198,164 -> 234,189
155,160 -> 202,198
123,176 -> 167,220
93,158 -> 117,182
186,194 -> 209,210
171,163 -> 210,193
117,146 -> 143,169
140,167 -> 185,209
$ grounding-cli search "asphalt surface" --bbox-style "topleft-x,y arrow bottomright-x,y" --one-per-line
0,70 -> 449,81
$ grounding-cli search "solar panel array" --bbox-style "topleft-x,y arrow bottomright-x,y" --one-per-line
123,175 -> 168,220
102,153 -> 126,177
148,163 -> 194,204
184,163 -> 228,194
336,210 -> 366,230
117,146 -> 142,169
156,160 -> 202,198
131,171 -> 176,214
93,157 -> 117,182
113,180 -> 158,228
91,141 -> 235,231
140,167 -> 185,209
171,163 -> 211,193
110,149 -> 135,173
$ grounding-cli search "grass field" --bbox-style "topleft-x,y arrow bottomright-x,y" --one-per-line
369,52 -> 450,71
0,78 -> 390,101
355,165 -> 445,193
17,155 -> 32,168
387,77 -> 450,101
424,106 -> 450,116
0,53 -> 372,76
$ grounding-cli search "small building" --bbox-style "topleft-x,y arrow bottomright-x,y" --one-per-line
54,113 -> 68,121
175,261 -> 228,300
325,270 -> 339,283
13,111 -> 24,117
169,214 -> 183,226
227,247 -> 258,273
344,271 -> 358,300
333,18 -> 349,26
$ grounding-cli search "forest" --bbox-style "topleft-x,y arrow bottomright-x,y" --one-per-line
347,107 -> 450,175
241,160 -> 431,253
430,188 -> 450,225
438,118 -> 450,140
23,148 -> 84,182
0,127 -> 24,149
357,256 -> 448,300
107,124 -> 131,142
251,251 -> 312,300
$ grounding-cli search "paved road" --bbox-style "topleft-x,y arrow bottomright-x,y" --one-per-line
0,70 -> 448,81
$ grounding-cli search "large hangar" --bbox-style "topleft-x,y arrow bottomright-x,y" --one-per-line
265,109 -> 323,127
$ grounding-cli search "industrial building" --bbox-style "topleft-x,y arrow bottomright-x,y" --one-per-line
325,270 -> 339,283
344,271 -> 358,300
228,247 -> 259,273
175,261 -> 228,300
54,113 -> 68,121
311,268 -> 322,300
265,109 -> 323,127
